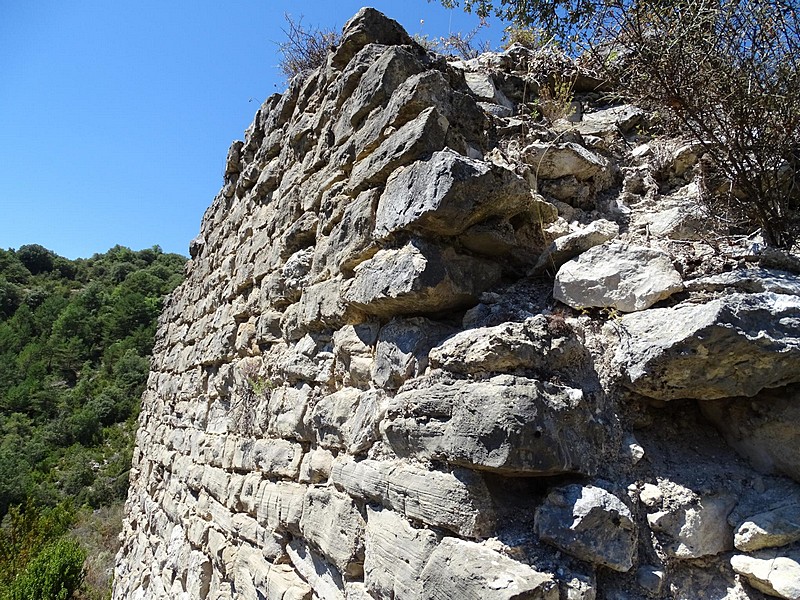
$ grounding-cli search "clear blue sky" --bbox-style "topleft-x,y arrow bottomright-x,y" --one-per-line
0,1 -> 503,259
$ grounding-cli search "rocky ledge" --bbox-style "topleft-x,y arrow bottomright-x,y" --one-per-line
114,8 -> 800,600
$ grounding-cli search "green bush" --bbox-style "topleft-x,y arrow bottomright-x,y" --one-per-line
3,537 -> 85,600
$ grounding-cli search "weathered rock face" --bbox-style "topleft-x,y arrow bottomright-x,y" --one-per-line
115,8 -> 800,600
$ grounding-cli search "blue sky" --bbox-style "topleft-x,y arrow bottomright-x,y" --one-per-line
0,1 -> 504,259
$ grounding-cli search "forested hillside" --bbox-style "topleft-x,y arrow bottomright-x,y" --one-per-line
0,244 -> 185,599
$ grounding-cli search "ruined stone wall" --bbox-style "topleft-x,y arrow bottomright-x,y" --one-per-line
114,9 -> 800,600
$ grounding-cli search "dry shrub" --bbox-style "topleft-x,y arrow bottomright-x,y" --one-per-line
591,0 -> 800,248
277,14 -> 341,80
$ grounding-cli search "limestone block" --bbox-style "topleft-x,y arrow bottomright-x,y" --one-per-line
236,545 -> 312,600
374,148 -> 537,239
372,317 -> 454,390
311,388 -> 362,450
523,141 -> 610,181
573,104 -> 644,136
734,502 -> 800,552
338,44 -> 425,140
287,539 -> 346,600
532,219 -> 619,274
299,447 -> 335,484
351,70 -> 453,160
617,293 -> 800,400
251,438 -> 303,478
647,493 -> 736,559
731,549 -> 800,600
420,537 -> 558,600
382,374 -> 602,475
256,481 -> 306,535
313,188 -> 380,279
330,8 -> 413,70
347,389 -> 387,455
331,456 -> 496,538
554,242 -> 683,312
535,484 -> 637,572
364,505 -> 440,599
348,106 -> 449,193
295,277 -> 361,333
428,314 -> 585,375
332,322 -> 379,389
300,488 -> 366,577
344,238 -> 502,318
264,384 -> 313,441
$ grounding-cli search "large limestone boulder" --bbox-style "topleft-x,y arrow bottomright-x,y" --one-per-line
344,238 -> 502,317
535,484 -> 637,572
617,293 -> 800,400
554,242 -> 683,312
374,148 -> 540,239
382,374 -> 604,475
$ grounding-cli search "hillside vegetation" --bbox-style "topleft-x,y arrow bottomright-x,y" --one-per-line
0,244 -> 185,598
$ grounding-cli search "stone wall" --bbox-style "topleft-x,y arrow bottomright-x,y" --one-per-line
114,9 -> 800,600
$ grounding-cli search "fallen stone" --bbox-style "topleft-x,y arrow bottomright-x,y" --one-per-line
731,549 -> 800,600
554,242 -> 683,312
382,374 -> 603,475
573,105 -> 644,136
344,238 -> 502,317
734,503 -> 800,552
647,493 -> 736,559
420,537 -> 558,600
523,141 -> 610,181
535,484 -> 637,572
617,293 -> 800,400
686,268 -> 800,297
532,219 -> 619,274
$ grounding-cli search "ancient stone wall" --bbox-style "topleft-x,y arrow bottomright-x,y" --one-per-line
114,9 -> 800,599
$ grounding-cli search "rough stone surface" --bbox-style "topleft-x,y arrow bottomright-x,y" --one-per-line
701,385 -> 800,482
617,293 -> 800,400
731,549 -> 800,600
535,484 -> 637,571
734,503 -> 800,552
343,238 -> 502,317
554,242 -> 683,312
532,219 -> 619,274
382,374 -> 603,475
420,538 -> 558,600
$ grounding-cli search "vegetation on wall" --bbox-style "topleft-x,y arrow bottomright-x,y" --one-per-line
439,0 -> 800,249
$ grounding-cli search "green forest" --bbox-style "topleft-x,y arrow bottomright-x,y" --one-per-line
0,244 -> 185,599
